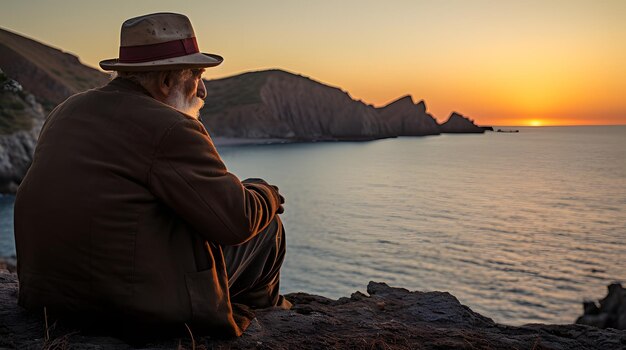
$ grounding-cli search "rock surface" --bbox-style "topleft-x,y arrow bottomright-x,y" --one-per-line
440,112 -> 486,133
0,71 -> 46,193
376,95 -> 440,136
201,70 -> 392,140
1,263 -> 624,349
0,28 -> 107,193
577,283 -> 626,330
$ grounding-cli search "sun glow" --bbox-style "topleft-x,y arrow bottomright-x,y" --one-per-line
529,120 -> 543,127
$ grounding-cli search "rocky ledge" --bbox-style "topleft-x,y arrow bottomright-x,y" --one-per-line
577,283 -> 626,330
1,265 -> 625,349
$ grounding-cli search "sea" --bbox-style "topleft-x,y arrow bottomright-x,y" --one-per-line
1,125 -> 625,326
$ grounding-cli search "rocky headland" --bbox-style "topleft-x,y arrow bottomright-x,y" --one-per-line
439,112 -> 486,133
0,27 -> 490,194
200,70 -> 487,140
375,95 -> 440,136
1,261 -> 624,349
576,283 -> 626,330
0,28 -> 109,110
201,70 -> 392,140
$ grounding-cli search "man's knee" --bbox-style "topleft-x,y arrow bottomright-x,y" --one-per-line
259,215 -> 285,252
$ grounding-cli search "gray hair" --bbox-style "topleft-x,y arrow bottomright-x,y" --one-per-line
112,70 -> 190,88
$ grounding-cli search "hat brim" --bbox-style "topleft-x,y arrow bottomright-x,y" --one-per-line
99,52 -> 223,71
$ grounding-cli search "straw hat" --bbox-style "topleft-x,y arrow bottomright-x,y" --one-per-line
99,13 -> 223,71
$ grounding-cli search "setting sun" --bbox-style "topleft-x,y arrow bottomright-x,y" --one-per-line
529,120 -> 543,127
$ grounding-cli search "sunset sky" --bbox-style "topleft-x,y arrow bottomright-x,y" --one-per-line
2,0 -> 625,126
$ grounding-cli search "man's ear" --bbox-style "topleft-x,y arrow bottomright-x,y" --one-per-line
155,71 -> 173,98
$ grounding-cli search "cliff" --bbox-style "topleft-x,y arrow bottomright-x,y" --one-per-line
0,27 -> 109,110
1,263 -> 624,349
0,71 -> 45,193
0,28 -> 107,193
376,95 -> 440,136
201,70 -> 392,140
440,112 -> 485,133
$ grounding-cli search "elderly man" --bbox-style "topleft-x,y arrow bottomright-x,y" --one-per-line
14,13 -> 288,338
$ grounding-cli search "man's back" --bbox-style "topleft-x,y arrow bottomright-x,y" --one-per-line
14,78 -> 282,335
15,78 -> 197,319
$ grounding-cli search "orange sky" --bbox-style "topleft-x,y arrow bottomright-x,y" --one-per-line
2,0 -> 625,126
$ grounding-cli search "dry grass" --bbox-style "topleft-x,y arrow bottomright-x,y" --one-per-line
42,332 -> 77,350
176,323 -> 211,350
40,307 -> 79,350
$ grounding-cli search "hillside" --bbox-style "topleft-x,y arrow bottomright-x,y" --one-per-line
0,27 -> 109,109
201,70 -> 392,140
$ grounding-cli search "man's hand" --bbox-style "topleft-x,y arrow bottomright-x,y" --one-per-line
243,178 -> 285,214
270,185 -> 285,214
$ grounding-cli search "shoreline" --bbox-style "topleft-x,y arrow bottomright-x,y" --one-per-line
211,137 -> 294,147
210,135 -> 399,147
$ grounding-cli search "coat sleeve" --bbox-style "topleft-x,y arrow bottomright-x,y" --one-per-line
148,118 -> 281,246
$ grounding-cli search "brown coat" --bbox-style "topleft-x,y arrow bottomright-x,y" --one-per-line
14,78 -> 282,336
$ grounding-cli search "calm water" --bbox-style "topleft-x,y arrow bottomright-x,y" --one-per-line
1,126 -> 625,326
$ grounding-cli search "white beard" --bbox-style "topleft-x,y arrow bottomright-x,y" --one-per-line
165,85 -> 204,118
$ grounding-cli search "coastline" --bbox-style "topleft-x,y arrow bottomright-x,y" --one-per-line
210,135 -> 398,148
211,137 -> 294,147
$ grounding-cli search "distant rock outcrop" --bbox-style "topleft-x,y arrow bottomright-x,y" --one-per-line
1,262 -> 624,349
0,70 -> 45,193
0,27 -> 108,110
376,95 -> 440,136
440,112 -> 485,133
201,70 -> 391,140
201,70 -> 492,140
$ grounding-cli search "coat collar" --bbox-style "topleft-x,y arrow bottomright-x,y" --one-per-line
101,77 -> 153,98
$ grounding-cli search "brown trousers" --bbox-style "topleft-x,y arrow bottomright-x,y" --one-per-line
223,216 -> 289,309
